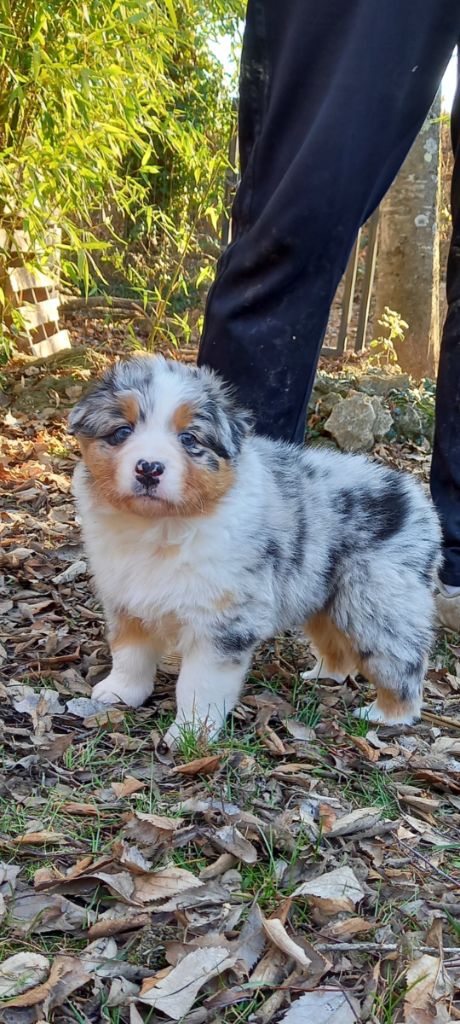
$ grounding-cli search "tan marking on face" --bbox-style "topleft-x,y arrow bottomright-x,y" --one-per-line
79,433 -> 235,520
181,459 -> 235,516
79,437 -> 120,506
171,401 -> 195,433
118,392 -> 140,424
79,437 -> 162,517
304,612 -> 357,674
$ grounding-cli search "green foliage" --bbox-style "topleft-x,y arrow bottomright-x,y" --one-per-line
0,0 -> 244,355
369,306 -> 408,366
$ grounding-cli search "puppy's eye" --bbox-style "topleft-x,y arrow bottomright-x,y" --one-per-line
179,431 -> 198,449
105,425 -> 133,446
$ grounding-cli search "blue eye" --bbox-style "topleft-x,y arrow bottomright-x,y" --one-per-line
179,432 -> 198,448
105,425 -> 133,446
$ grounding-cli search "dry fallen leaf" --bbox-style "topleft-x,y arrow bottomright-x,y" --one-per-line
348,734 -> 380,761
231,904 -> 266,972
328,807 -> 383,837
13,830 -> 66,845
262,917 -> 311,968
211,825 -> 258,864
284,718 -> 316,742
170,754 -> 221,776
52,558 -> 87,584
130,1005 -> 145,1024
0,955 -> 90,1010
132,864 -> 203,904
138,946 -> 236,1019
153,879 -> 231,913
66,697 -> 113,717
292,866 -> 365,914
322,916 -> 371,939
61,802 -> 99,816
10,890 -> 93,933
279,988 -> 359,1023
111,777 -> 146,798
115,842 -> 153,874
404,954 -> 453,1024
0,862 -> 21,895
0,953 -> 49,999
200,852 -> 237,880
123,810 -> 183,847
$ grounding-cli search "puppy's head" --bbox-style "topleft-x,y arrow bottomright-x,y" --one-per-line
69,356 -> 252,517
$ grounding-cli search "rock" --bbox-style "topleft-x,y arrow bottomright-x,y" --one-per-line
308,435 -> 339,450
314,372 -> 357,396
394,405 -> 423,440
313,372 -> 337,395
359,373 -> 410,396
369,397 -> 393,439
324,394 -> 376,452
320,392 -> 342,415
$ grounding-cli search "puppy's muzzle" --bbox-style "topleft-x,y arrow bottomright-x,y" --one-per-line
135,459 -> 165,489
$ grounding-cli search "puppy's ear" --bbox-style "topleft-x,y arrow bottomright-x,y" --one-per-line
68,373 -> 117,438
68,386 -> 101,437
68,395 -> 89,436
227,401 -> 254,455
195,365 -> 254,458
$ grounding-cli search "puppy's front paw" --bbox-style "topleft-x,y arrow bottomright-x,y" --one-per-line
92,674 -> 153,708
301,663 -> 351,683
160,720 -> 182,752
160,716 -> 220,752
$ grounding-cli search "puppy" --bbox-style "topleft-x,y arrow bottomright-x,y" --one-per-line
70,355 -> 442,748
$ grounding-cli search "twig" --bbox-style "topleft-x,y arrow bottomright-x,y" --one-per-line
61,294 -> 153,324
315,941 -> 460,955
396,837 -> 460,886
421,710 -> 460,730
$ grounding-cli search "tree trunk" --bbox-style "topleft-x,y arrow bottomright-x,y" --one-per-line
373,93 -> 442,380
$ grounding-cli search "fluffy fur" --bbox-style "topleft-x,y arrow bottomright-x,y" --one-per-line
70,355 -> 442,747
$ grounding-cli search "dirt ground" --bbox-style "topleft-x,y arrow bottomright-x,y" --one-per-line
1,321 -> 460,1024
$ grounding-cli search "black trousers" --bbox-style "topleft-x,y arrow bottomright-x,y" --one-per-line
198,1 -> 460,585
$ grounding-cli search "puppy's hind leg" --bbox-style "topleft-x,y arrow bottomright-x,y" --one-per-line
354,651 -> 425,725
301,613 -> 358,683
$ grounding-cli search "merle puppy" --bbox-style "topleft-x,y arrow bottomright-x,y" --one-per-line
70,355 -> 442,747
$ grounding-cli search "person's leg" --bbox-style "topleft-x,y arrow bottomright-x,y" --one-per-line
431,65 -> 460,601
199,0 -> 460,444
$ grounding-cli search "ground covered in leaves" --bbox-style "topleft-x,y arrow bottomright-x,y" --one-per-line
2,323 -> 460,1024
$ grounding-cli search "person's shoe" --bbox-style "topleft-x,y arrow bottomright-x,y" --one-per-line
435,582 -> 460,632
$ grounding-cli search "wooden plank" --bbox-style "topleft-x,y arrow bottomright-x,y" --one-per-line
355,209 -> 380,352
30,330 -> 71,358
8,266 -> 55,293
18,297 -> 60,330
337,230 -> 361,354
320,347 -> 342,359
0,229 -> 31,252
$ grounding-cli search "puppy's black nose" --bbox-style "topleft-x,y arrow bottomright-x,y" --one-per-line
135,460 -> 165,478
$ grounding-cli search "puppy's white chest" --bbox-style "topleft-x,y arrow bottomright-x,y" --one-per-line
88,514 -> 235,624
